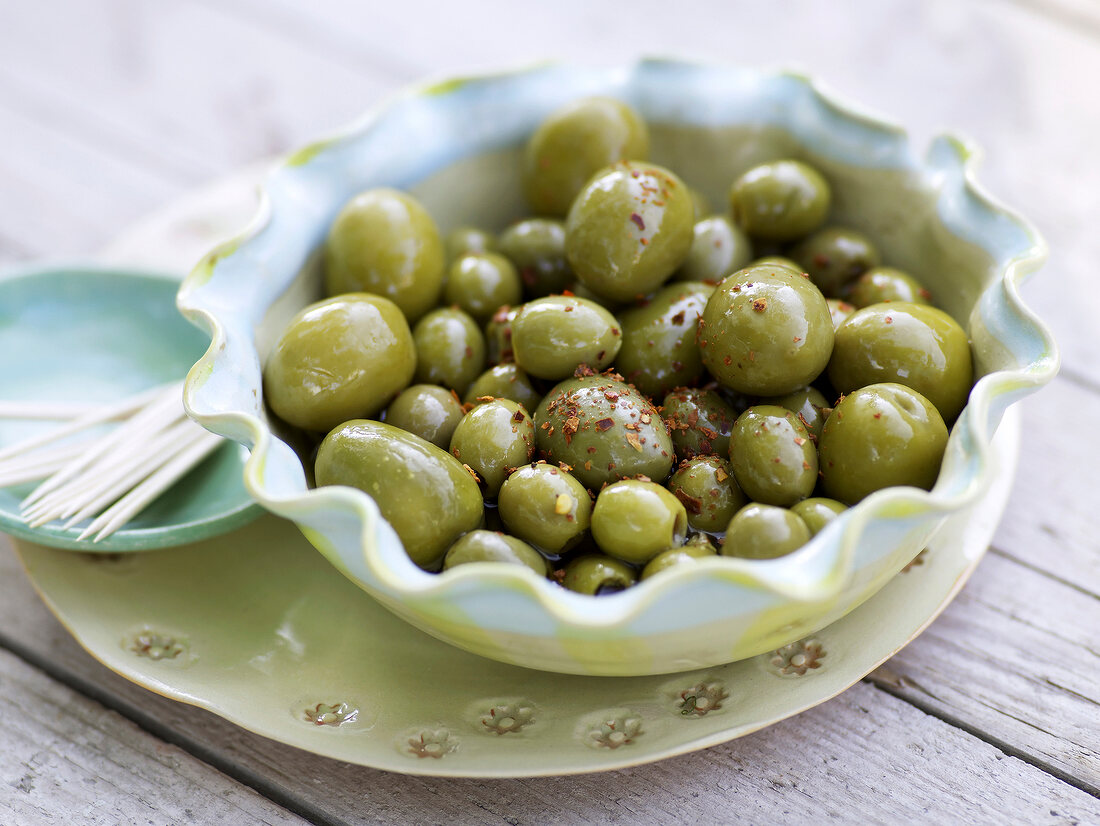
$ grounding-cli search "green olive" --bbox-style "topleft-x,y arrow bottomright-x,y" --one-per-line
324,188 -> 445,322
699,265 -> 834,396
511,295 -> 622,380
661,388 -> 738,461
449,399 -> 535,496
818,383 -> 949,504
828,302 -> 973,421
728,405 -> 817,507
730,160 -> 831,241
522,97 -> 650,217
463,363 -> 543,412
535,375 -> 674,491
688,187 -> 712,222
641,535 -> 718,580
497,463 -> 592,554
412,307 -> 487,395
591,479 -> 688,564
315,420 -> 482,568
383,384 -> 464,448
614,282 -> 713,398
561,554 -> 638,595
765,385 -> 831,440
751,256 -> 804,274
721,503 -> 811,560
445,226 -> 496,263
790,226 -> 880,297
443,253 -> 523,323
845,266 -> 932,308
676,216 -> 753,283
264,294 -> 416,432
790,497 -> 847,536
442,530 -> 548,576
484,305 -> 518,364
667,456 -> 746,533
565,161 -> 695,301
827,298 -> 857,329
496,218 -> 573,298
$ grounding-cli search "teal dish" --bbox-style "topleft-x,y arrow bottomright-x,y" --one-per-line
0,264 -> 260,551
178,61 -> 1058,676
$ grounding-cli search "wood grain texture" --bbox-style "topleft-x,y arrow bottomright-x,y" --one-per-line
0,648 -> 306,826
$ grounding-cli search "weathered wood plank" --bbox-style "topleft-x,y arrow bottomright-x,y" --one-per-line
1,539 -> 1098,824
992,377 -> 1100,598
0,648 -> 306,826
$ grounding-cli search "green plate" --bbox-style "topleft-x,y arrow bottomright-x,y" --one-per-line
0,264 -> 260,551
13,406 -> 1019,777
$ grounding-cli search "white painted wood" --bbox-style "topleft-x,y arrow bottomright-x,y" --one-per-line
0,647 -> 307,826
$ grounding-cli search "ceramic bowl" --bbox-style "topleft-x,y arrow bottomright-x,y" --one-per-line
177,60 -> 1056,677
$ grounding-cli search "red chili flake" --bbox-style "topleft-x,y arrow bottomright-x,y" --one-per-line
611,327 -> 621,336
464,345 -> 473,359
639,238 -> 648,246
752,298 -> 767,312
885,316 -> 893,324
563,416 -> 580,440
626,434 -> 644,452
607,462 -> 616,470
640,412 -> 651,424
748,350 -> 756,362
462,463 -> 481,482
873,412 -> 882,419
587,446 -> 598,454
671,310 -> 686,325
701,427 -> 718,439
919,288 -> 932,300
803,461 -> 812,470
573,363 -> 597,378
596,418 -> 615,431
561,289 -> 575,297
624,422 -> 640,431
631,169 -> 641,178
715,467 -> 729,482
813,253 -> 830,268
604,391 -> 620,402
564,305 -> 574,312
673,488 -> 703,514
584,460 -> 592,471
793,336 -> 802,343
723,356 -> 732,366
794,436 -> 807,446
773,457 -> 781,464
630,213 -> 646,231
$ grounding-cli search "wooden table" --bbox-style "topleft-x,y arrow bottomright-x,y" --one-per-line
1,1 -> 1097,823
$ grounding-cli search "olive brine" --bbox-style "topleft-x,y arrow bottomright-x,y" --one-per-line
263,96 -> 972,594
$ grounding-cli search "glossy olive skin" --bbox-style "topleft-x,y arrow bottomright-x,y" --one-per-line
324,188 -> 445,322
535,375 -> 674,491
445,226 -> 496,262
566,161 -> 695,301
449,399 -> 535,496
662,388 -> 738,461
463,363 -> 543,412
264,294 -> 416,432
827,298 -> 857,329
561,554 -> 638,596
729,160 -> 831,241
766,385 -> 831,440
591,480 -> 688,564
641,535 -> 717,580
752,256 -> 804,274
383,384 -> 464,449
676,216 -> 753,283
412,307 -> 486,395
828,302 -> 973,421
728,405 -> 817,507
511,295 -> 622,380
315,420 -> 482,568
443,253 -> 523,323
614,283 -> 713,398
442,530 -> 548,576
818,383 -> 949,504
667,456 -> 746,533
791,497 -> 847,536
846,267 -> 931,308
699,265 -> 835,396
497,463 -> 592,553
496,219 -> 573,298
790,226 -> 880,297
721,503 -> 812,560
484,305 -> 518,364
522,97 -> 650,217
